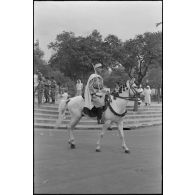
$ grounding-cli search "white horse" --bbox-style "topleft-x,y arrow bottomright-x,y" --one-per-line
56,80 -> 142,153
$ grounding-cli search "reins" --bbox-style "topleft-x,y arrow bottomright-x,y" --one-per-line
107,101 -> 127,117
112,82 -> 140,101
92,80 -> 140,118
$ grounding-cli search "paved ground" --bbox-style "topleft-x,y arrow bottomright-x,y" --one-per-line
34,125 -> 162,194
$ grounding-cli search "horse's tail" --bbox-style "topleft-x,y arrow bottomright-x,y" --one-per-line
55,96 -> 69,129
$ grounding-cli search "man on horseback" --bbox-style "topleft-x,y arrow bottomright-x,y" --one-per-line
83,63 -> 105,123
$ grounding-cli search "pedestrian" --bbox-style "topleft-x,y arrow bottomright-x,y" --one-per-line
61,88 -> 69,100
37,77 -> 44,106
34,72 -> 39,102
50,77 -> 57,104
76,79 -> 83,96
44,77 -> 50,103
143,85 -> 152,106
34,72 -> 39,92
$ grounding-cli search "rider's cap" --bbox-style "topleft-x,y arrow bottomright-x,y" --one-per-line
94,63 -> 102,69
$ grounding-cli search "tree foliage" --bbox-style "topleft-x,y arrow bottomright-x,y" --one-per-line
47,30 -> 162,87
123,32 -> 162,85
34,40 -> 47,72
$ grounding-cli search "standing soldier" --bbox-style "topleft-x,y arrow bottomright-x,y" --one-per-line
44,77 -> 50,103
37,77 -> 44,106
50,77 -> 57,104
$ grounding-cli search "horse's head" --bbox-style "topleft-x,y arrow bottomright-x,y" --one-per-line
126,79 -> 143,97
117,82 -> 130,98
114,79 -> 142,100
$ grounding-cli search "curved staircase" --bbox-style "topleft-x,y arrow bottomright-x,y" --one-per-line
34,101 -> 162,130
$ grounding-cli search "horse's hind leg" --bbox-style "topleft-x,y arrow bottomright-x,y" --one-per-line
55,109 -> 65,129
96,120 -> 110,152
117,121 -> 130,153
68,115 -> 81,149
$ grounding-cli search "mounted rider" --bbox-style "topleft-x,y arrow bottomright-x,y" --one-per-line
83,63 -> 106,122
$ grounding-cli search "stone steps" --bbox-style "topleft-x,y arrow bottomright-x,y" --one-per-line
34,109 -> 162,115
34,102 -> 162,130
34,113 -> 162,120
34,104 -> 162,110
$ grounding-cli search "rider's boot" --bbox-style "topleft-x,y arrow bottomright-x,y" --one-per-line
82,107 -> 96,117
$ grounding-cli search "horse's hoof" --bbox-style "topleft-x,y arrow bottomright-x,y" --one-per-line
68,141 -> 76,149
125,149 -> 130,154
96,148 -> 101,152
70,144 -> 76,149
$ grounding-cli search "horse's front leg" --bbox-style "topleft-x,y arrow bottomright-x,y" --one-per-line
96,120 -> 110,152
117,121 -> 130,153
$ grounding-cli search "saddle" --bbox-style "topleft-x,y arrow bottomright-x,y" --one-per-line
82,94 -> 110,120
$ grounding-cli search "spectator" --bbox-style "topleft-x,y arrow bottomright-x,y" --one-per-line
37,77 -> 44,106
50,77 -> 57,104
143,85 -> 152,106
34,73 -> 39,92
61,88 -> 69,99
76,79 -> 83,96
44,77 -> 50,103
57,83 -> 62,95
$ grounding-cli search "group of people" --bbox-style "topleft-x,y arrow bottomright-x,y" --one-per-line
35,63 -> 152,125
34,71 -> 57,105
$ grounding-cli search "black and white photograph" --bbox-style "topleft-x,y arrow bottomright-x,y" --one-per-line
34,1 -> 162,194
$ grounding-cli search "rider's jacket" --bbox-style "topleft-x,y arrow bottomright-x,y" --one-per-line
84,73 -> 104,109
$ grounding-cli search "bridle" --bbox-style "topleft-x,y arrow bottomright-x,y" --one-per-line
92,79 -> 141,118
112,80 -> 140,101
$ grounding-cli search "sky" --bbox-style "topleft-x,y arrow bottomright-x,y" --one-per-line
34,1 -> 162,61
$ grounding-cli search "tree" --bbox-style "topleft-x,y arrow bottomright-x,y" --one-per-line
34,40 -> 47,73
48,30 -> 111,82
103,34 -> 125,67
123,32 -> 162,85
103,68 -> 129,89
47,29 -> 162,96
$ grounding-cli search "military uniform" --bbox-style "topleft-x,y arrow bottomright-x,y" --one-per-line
44,79 -> 50,103
50,79 -> 57,103
37,80 -> 44,105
